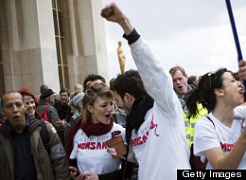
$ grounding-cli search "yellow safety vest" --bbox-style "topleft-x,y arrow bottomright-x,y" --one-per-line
183,103 -> 207,147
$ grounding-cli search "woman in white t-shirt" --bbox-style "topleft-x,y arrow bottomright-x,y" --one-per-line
186,67 -> 246,169
68,82 -> 132,179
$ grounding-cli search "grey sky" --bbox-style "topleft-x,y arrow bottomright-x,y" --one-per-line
102,0 -> 246,79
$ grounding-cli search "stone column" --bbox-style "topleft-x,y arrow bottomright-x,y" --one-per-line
67,0 -> 109,86
0,0 -> 60,94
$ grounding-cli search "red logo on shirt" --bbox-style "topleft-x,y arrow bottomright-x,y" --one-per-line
77,142 -> 106,150
131,115 -> 159,147
131,131 -> 149,146
150,115 -> 159,137
220,142 -> 234,151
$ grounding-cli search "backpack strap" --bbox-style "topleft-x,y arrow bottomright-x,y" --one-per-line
40,105 -> 50,122
206,116 -> 216,129
38,120 -> 50,151
191,115 -> 216,170
43,105 -> 50,112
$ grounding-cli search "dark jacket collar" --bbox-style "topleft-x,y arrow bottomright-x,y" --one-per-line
0,113 -> 41,137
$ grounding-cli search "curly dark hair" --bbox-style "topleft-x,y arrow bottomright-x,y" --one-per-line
110,70 -> 147,99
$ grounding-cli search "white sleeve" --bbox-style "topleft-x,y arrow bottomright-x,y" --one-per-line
233,105 -> 246,119
194,118 -> 220,158
130,37 -> 182,116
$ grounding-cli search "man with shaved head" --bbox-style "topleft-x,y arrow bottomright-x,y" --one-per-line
0,91 -> 70,180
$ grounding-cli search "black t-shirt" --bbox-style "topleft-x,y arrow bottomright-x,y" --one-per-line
54,102 -> 72,122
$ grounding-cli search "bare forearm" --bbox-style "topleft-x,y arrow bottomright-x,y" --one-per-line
222,134 -> 246,169
117,17 -> 134,35
211,133 -> 246,169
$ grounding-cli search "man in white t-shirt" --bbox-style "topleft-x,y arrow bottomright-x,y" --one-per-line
101,3 -> 190,180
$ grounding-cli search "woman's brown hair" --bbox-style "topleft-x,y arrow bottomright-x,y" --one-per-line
82,82 -> 113,124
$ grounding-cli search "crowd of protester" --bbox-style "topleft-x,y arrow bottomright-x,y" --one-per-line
1,2 -> 246,180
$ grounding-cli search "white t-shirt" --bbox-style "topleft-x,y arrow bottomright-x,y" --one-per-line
194,106 -> 246,169
70,123 -> 125,174
129,37 -> 191,180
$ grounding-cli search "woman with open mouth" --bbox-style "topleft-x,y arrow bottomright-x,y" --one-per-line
68,82 -> 135,180
187,68 -> 246,169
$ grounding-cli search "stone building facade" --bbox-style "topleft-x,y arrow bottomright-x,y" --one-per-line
0,0 -> 109,95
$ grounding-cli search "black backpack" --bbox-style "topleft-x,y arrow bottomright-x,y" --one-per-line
38,120 -> 50,150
